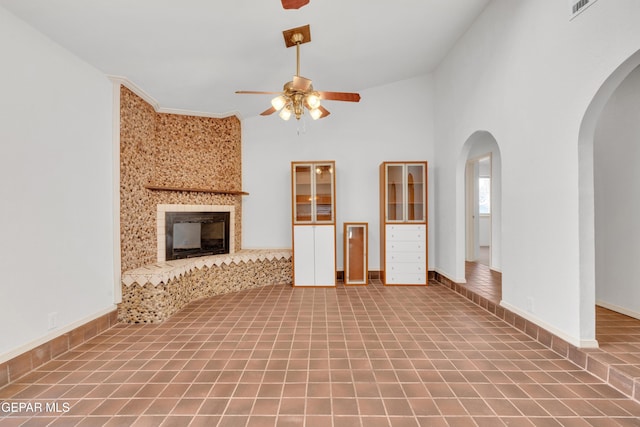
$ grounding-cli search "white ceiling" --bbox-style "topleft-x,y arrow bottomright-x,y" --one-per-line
0,0 -> 490,119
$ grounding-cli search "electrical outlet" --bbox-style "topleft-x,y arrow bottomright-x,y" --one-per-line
48,312 -> 58,330
526,297 -> 534,313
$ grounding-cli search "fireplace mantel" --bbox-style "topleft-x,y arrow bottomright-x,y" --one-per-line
145,182 -> 248,195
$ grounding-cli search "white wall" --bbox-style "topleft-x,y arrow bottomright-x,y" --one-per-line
433,0 -> 640,346
479,216 -> 490,247
0,7 -> 115,360
594,65 -> 640,319
242,75 -> 435,271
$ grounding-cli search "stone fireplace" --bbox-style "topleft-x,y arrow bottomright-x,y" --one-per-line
118,85 -> 292,324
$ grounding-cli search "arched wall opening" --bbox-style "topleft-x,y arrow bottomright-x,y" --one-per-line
578,48 -> 640,341
457,131 -> 502,279
594,66 -> 640,318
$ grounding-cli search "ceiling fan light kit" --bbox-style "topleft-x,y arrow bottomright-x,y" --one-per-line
236,24 -> 360,122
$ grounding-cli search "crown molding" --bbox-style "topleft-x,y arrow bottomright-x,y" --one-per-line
157,106 -> 241,120
107,75 -> 242,120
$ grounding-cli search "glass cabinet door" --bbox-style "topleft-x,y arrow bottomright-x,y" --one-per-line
386,164 -> 404,222
406,164 -> 425,222
345,223 -> 367,285
314,163 -> 334,223
293,164 -> 313,223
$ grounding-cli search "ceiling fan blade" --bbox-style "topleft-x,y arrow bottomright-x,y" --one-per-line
292,76 -> 312,92
318,105 -> 331,119
281,0 -> 310,9
260,106 -> 277,116
235,90 -> 281,95
318,91 -> 361,102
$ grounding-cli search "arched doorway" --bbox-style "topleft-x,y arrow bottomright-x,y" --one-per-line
593,65 -> 640,319
458,131 -> 502,279
578,49 -> 640,341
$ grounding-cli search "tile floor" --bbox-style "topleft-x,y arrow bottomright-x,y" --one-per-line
2,277 -> 640,426
463,260 -> 640,406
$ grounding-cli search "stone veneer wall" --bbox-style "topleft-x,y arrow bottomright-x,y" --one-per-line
120,86 -> 242,272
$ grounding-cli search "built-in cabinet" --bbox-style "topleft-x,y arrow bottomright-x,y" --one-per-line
291,161 -> 336,286
344,222 -> 368,286
380,162 -> 428,285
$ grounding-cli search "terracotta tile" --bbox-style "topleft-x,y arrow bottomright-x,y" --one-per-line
251,399 -> 280,415
442,416 -> 477,427
91,398 -> 129,415
356,398 -> 385,416
305,397 -> 332,415
327,398 -> 356,416
473,417 -> 508,427
384,398 -> 414,416
144,398 -> 180,415
305,415 -> 333,427
224,398 -> 254,415
484,399 -> 521,416
7,353 -> 32,382
434,398 -> 467,416
118,398 -> 155,415
333,415 -> 363,427
68,327 -> 86,349
4,278 -> 640,426
0,362 -> 8,389
244,415 -> 276,427
509,399 -> 549,417
608,367 -> 635,396
551,337 -> 570,357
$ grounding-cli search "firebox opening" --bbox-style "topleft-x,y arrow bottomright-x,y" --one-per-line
165,211 -> 230,260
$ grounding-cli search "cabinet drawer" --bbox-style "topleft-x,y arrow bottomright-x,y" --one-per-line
386,272 -> 426,285
386,251 -> 424,263
387,241 -> 425,253
386,224 -> 426,241
386,262 -> 425,274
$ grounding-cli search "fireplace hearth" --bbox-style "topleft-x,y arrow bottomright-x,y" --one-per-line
164,211 -> 230,260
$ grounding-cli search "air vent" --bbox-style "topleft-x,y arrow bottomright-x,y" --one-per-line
569,0 -> 600,20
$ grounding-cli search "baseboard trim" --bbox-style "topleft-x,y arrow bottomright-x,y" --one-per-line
0,307 -> 118,389
500,301 -> 599,349
596,300 -> 640,321
434,267 -> 466,283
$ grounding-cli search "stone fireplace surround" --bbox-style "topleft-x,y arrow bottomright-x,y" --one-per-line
118,202 -> 292,323
118,201 -> 291,323
118,86 -> 292,323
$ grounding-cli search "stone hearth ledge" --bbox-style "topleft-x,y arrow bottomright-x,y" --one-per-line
119,249 -> 292,323
122,249 -> 291,287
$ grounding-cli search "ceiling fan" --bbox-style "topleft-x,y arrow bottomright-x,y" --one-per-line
281,0 -> 309,9
236,25 -> 361,121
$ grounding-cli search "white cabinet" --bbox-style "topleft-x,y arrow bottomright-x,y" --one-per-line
292,161 -> 336,287
385,224 -> 426,285
380,161 -> 428,286
293,225 -> 336,286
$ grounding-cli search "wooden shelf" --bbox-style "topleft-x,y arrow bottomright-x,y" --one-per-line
144,183 -> 249,195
